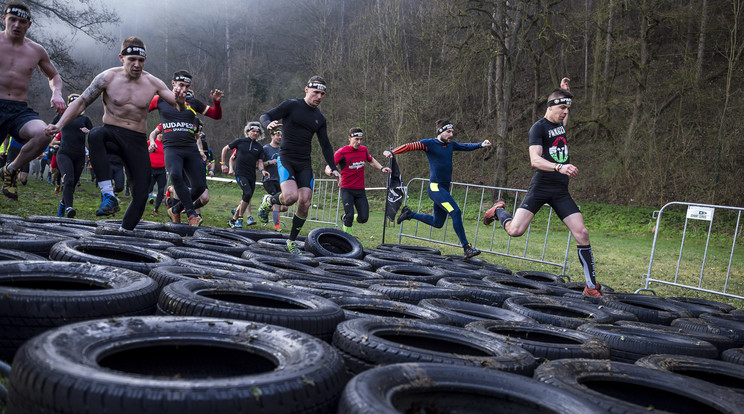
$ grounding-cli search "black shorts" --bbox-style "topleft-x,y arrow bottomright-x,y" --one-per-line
277,156 -> 314,189
236,175 -> 257,203
519,177 -> 580,220
263,180 -> 281,195
0,99 -> 41,143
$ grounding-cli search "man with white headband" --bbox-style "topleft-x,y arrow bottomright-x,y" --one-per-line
326,127 -> 391,235
0,1 -> 66,200
221,121 -> 270,228
46,36 -> 186,231
384,119 -> 491,259
484,78 -> 602,297
258,75 -> 339,255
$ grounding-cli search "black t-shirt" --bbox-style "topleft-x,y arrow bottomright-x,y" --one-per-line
156,96 -> 207,148
52,114 -> 92,155
259,98 -> 335,169
528,117 -> 570,186
228,137 -> 264,178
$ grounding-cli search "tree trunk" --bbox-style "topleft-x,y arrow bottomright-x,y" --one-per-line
695,0 -> 709,85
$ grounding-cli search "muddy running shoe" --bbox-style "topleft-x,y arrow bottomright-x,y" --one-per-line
1,165 -> 19,200
95,193 -> 119,216
65,207 -> 76,218
463,244 -> 481,259
257,202 -> 269,223
483,200 -> 505,226
188,215 -> 203,227
258,195 -> 273,220
396,205 -> 413,224
167,206 -> 181,224
583,286 -> 603,297
285,240 -> 302,255
245,216 -> 256,226
151,209 -> 159,216
228,217 -> 243,229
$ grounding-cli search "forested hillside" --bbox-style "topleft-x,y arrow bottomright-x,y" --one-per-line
20,0 -> 744,207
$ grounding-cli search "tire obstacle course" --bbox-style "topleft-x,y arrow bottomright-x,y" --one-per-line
1,215 -> 743,413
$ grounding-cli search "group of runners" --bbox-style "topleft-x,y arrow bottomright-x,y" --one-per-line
0,1 -> 601,296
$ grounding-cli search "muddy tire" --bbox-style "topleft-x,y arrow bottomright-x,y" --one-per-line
7,316 -> 347,414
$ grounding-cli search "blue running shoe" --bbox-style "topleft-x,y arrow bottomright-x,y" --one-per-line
57,200 -> 65,217
96,193 -> 119,216
65,207 -> 76,218
245,216 -> 256,226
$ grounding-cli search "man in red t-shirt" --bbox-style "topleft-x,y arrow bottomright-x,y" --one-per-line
147,129 -> 166,214
325,127 -> 390,234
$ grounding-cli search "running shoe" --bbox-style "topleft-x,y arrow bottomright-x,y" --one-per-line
57,200 -> 65,217
65,207 -> 76,218
396,205 -> 413,224
148,194 -> 154,205
582,286 -> 603,297
463,244 -> 481,259
95,193 -> 119,216
245,216 -> 256,226
167,206 -> 181,224
285,240 -> 302,255
483,200 -> 505,225
258,194 -> 273,219
54,185 -> 61,195
151,209 -> 159,215
257,202 -> 269,223
188,215 -> 203,227
274,223 -> 281,231
1,165 -> 19,200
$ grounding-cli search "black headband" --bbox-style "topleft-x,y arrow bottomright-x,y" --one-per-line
5,7 -> 31,21
307,82 -> 327,91
174,75 -> 191,84
121,46 -> 147,58
350,132 -> 363,138
437,124 -> 454,135
548,97 -> 572,106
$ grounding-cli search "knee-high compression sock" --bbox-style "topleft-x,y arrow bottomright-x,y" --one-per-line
273,210 -> 280,225
193,199 -> 204,210
577,244 -> 598,288
290,214 -> 306,240
496,209 -> 513,229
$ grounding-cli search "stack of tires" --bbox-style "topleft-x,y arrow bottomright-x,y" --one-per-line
0,219 -> 743,413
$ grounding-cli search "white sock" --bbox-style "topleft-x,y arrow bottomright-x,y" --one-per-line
98,180 -> 114,196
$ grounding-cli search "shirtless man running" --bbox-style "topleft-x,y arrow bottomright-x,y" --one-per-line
0,2 -> 66,200
46,36 -> 186,231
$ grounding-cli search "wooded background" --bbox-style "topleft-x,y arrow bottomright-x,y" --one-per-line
17,0 -> 744,207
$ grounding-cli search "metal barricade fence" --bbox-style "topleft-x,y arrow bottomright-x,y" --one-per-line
251,177 -> 572,273
636,202 -> 744,300
396,178 -> 572,273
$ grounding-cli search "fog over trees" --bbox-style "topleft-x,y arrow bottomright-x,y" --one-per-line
16,0 -> 744,206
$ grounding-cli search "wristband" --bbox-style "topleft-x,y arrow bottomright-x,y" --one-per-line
555,164 -> 563,172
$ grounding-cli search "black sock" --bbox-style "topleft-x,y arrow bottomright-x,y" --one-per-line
270,193 -> 282,205
577,244 -> 598,288
496,209 -> 513,228
193,199 -> 204,209
290,214 -> 306,240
